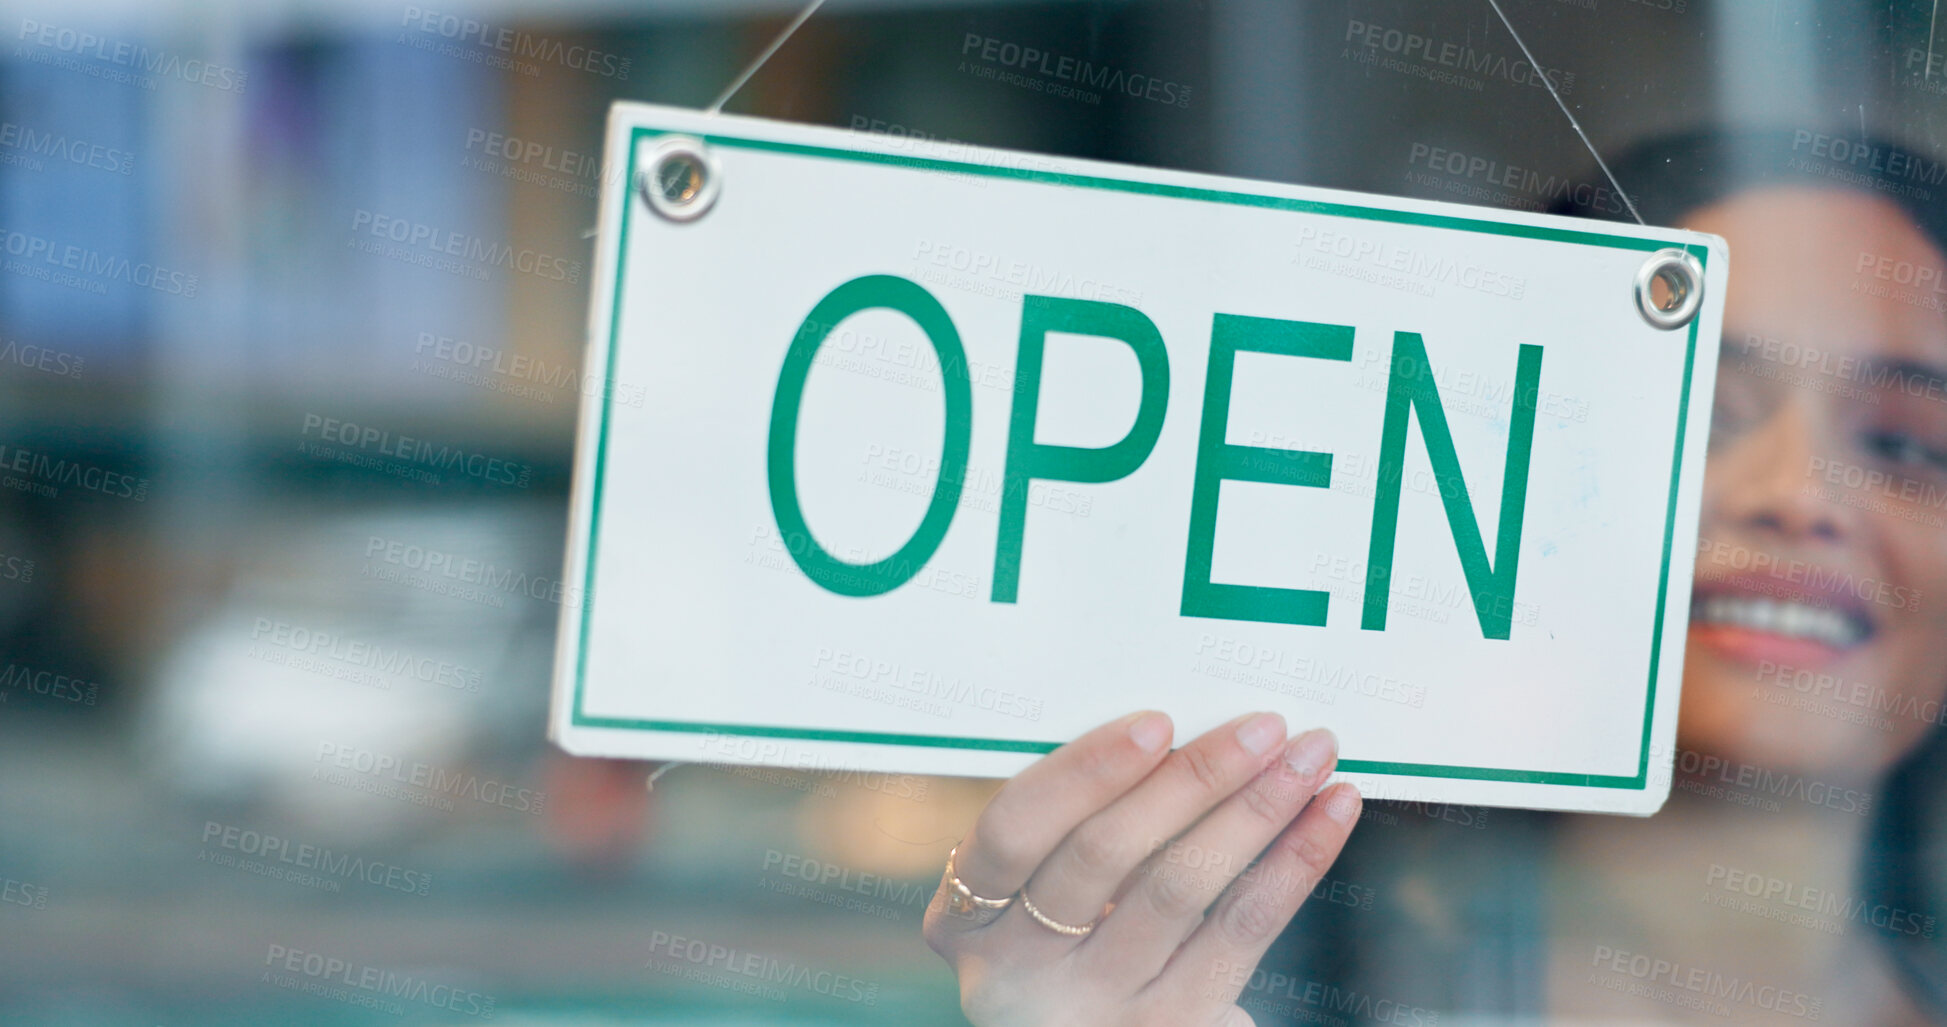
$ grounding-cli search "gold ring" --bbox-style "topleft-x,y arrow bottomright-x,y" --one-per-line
1019,888 -> 1098,937
944,844 -> 1013,915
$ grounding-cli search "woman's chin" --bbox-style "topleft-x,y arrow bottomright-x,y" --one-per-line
1676,637 -> 1890,781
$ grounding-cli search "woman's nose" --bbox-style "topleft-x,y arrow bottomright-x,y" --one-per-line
1708,396 -> 1855,544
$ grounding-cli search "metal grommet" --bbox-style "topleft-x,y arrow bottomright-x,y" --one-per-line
1634,248 -> 1703,330
638,135 -> 720,222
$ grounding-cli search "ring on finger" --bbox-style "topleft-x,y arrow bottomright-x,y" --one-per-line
1019,888 -> 1103,937
944,844 -> 1014,917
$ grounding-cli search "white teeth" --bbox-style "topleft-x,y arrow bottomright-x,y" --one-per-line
1694,596 -> 1866,647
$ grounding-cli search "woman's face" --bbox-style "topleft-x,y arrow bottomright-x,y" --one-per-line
1678,187 -> 1947,777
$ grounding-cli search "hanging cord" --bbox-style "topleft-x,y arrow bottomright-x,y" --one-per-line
645,761 -> 683,792
700,0 -> 1639,218
641,0 -> 826,793
706,0 -> 829,115
1928,0 -> 1940,83
646,0 -> 1631,797
1482,0 -> 1645,226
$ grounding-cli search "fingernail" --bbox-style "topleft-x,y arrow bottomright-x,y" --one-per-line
1128,711 -> 1172,753
1323,784 -> 1361,824
1235,712 -> 1285,756
1283,728 -> 1338,784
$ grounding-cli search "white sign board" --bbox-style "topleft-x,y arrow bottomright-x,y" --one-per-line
550,102 -> 1727,814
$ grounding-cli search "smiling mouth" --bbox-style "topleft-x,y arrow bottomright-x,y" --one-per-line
1690,593 -> 1874,649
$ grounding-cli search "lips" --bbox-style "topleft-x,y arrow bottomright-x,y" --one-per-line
1688,569 -> 1878,669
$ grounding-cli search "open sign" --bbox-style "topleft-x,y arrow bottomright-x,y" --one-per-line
550,103 -> 1727,814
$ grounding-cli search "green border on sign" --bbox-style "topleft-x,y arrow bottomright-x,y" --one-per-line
573,122 -> 1707,789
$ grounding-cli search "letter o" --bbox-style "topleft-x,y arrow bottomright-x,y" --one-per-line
768,275 -> 972,597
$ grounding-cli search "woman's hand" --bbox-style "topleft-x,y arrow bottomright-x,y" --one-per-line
923,710 -> 1360,1027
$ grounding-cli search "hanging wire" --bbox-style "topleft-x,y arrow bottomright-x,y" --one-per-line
706,0 -> 829,115
645,762 -> 684,792
648,0 -> 1638,802
643,0 -> 827,794
1483,0 -> 1646,226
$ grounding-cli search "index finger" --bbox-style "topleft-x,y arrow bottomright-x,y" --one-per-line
942,709 -> 1179,928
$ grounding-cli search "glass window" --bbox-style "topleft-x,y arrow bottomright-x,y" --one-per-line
3,1 -> 1944,1023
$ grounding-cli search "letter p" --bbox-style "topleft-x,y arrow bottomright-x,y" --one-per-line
992,296 -> 1170,603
